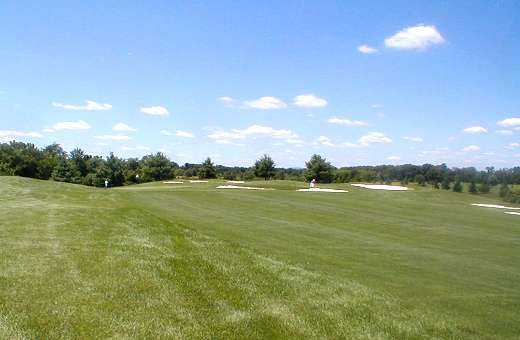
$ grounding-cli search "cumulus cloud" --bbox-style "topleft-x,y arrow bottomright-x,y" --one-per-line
463,126 -> 487,134
403,136 -> 423,142
175,130 -> 195,138
358,132 -> 392,146
293,94 -> 328,108
113,122 -> 137,132
497,117 -> 520,127
94,134 -> 131,141
52,100 -> 112,111
327,116 -> 368,126
140,106 -> 169,116
208,124 -> 298,144
462,145 -> 480,152
0,130 -> 43,142
52,120 -> 91,131
244,96 -> 287,110
357,45 -> 378,54
385,24 -> 445,50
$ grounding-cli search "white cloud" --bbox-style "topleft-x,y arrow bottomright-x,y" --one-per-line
293,94 -> 328,108
218,96 -> 236,106
140,106 -> 169,116
327,116 -> 368,126
52,100 -> 112,111
0,130 -> 43,141
121,145 -> 150,151
505,142 -> 520,150
113,122 -> 137,132
403,136 -> 423,142
463,126 -> 487,134
371,104 -> 383,109
52,120 -> 91,131
462,145 -> 480,152
317,136 -> 335,147
244,96 -> 287,110
94,134 -> 131,141
358,132 -> 392,146
357,44 -> 378,54
160,130 -> 173,136
497,117 -> 520,127
175,130 -> 195,138
208,124 -> 298,144
42,128 -> 56,133
387,156 -> 401,161
496,130 -> 513,136
385,24 -> 445,50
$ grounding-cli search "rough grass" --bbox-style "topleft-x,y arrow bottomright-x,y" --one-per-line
0,176 -> 519,339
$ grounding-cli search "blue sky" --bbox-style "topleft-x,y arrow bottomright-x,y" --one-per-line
1,1 -> 519,168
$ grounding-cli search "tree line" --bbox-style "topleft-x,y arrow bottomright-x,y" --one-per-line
1,141 -> 519,203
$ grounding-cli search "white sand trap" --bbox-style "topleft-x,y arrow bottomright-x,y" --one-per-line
227,180 -> 245,184
472,204 -> 520,210
163,181 -> 184,184
189,180 -> 209,183
505,211 -> 520,216
216,185 -> 269,190
351,184 -> 409,191
297,188 -> 348,193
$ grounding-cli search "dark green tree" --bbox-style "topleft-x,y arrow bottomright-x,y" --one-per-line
304,154 -> 335,183
254,154 -> 275,180
469,181 -> 478,194
479,182 -> 490,194
452,180 -> 463,193
441,177 -> 451,190
198,157 -> 217,179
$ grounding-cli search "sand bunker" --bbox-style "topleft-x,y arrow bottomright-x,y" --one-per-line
505,211 -> 520,216
227,180 -> 245,184
216,185 -> 269,190
189,180 -> 209,183
163,181 -> 184,184
297,188 -> 348,193
350,184 -> 409,191
471,204 -> 520,210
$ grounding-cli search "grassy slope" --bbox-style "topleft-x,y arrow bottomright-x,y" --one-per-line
0,177 -> 519,339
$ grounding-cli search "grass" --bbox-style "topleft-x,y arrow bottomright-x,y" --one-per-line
0,176 -> 519,339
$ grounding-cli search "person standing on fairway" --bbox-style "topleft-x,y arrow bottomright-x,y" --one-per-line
104,179 -> 109,189
310,178 -> 316,188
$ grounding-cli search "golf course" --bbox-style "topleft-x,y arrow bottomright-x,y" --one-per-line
1,176 -> 518,339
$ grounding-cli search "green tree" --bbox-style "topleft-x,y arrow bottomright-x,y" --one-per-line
441,177 -> 451,190
499,183 -> 511,198
52,159 -> 81,183
304,154 -> 335,183
452,180 -> 463,193
479,182 -> 490,194
468,181 -> 478,194
198,157 -> 217,179
140,153 -> 176,182
254,154 -> 275,180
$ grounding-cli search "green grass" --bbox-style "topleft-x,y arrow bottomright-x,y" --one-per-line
1,177 -> 519,339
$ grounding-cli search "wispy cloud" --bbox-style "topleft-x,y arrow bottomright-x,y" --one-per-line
327,116 -> 368,126
385,24 -> 445,50
403,136 -> 423,142
140,106 -> 169,116
94,134 -> 131,141
218,96 -> 236,107
121,145 -> 150,151
208,124 -> 299,144
51,120 -> 91,131
52,100 -> 112,111
175,130 -> 195,138
462,145 -> 480,152
293,94 -> 328,108
357,44 -> 378,54
358,132 -> 392,146
496,130 -> 513,136
505,142 -> 519,150
463,126 -> 487,134
113,122 -> 137,132
0,130 -> 43,142
161,130 -> 173,136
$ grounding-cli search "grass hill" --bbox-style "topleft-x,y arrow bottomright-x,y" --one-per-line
0,176 -> 519,338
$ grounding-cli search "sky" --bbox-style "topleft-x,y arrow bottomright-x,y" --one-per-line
1,1 -> 519,169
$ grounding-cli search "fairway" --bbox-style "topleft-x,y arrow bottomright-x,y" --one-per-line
1,176 -> 519,339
